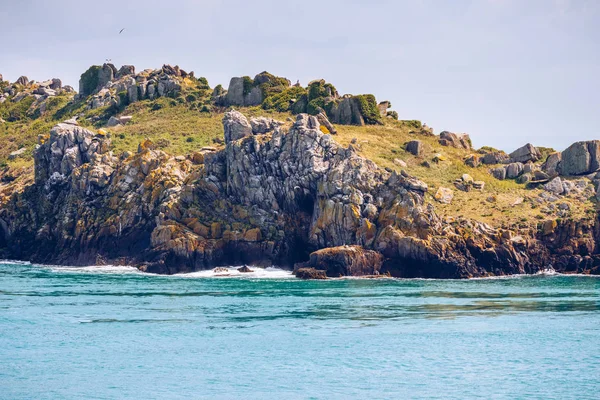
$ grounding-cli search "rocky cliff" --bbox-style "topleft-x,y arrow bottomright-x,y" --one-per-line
1,108 -> 599,278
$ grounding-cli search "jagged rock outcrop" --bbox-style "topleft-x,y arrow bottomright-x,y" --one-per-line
0,111 -> 599,278
223,111 -> 252,143
439,131 -> 471,150
293,245 -> 383,277
510,143 -> 541,163
79,63 -> 184,109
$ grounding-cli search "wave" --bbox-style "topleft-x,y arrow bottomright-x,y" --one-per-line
175,266 -> 294,279
41,264 -> 294,279
46,264 -> 146,275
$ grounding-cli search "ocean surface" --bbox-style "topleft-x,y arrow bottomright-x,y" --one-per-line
1,261 -> 599,400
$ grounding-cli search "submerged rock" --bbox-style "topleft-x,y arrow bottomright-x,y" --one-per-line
237,266 -> 254,273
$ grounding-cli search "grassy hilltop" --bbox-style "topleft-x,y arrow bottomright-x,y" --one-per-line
0,69 -> 596,230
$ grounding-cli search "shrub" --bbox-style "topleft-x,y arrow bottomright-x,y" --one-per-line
186,137 -> 194,143
6,96 -> 35,122
402,120 -> 422,129
242,76 -> 254,96
185,94 -> 197,103
262,86 -> 307,112
355,94 -> 382,125
307,80 -> 337,101
307,97 -> 325,115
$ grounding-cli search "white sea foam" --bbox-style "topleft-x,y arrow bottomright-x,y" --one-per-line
0,259 -> 31,265
38,263 -> 294,279
175,266 -> 294,279
46,264 -> 145,275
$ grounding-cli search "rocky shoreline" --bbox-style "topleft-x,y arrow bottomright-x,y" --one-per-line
1,65 -> 600,278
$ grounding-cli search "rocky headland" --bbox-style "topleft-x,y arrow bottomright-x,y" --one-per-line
0,64 -> 599,278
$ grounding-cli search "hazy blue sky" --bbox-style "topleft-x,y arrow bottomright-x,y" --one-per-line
1,0 -> 598,151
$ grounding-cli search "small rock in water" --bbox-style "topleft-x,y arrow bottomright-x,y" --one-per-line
237,265 -> 254,273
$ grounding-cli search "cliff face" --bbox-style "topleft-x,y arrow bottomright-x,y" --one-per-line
0,110 -> 599,277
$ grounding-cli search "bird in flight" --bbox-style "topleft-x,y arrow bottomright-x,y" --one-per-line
119,28 -> 125,34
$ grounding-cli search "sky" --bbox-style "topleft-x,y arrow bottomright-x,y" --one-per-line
0,0 -> 598,151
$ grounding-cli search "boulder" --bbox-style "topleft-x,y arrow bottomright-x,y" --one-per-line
377,101 -> 390,117
542,152 -> 561,177
464,154 -> 480,167
116,65 -> 135,78
482,152 -> 509,165
393,158 -> 407,167
559,141 -> 600,176
544,177 -> 564,195
509,143 -> 541,163
434,187 -> 454,204
98,63 -> 116,88
506,162 -> 524,179
106,115 -> 132,127
8,147 -> 27,160
533,170 -> 550,181
316,112 -> 337,134
516,173 -> 532,184
472,181 -> 485,190
294,268 -> 328,280
223,110 -> 252,143
406,140 -> 423,156
224,76 -> 263,107
237,266 -> 254,273
299,245 -> 383,277
491,166 -> 507,180
438,131 -> 471,150
327,96 -> 365,126
15,76 -> 29,86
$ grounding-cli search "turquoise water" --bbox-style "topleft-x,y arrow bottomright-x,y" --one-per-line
1,262 -> 599,400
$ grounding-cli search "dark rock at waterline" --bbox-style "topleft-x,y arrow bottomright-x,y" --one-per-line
237,266 -> 254,273
294,268 -> 328,280
299,245 -> 383,277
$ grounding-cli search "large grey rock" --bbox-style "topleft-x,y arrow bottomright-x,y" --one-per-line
434,187 -> 453,204
223,110 -> 252,143
116,65 -> 135,78
406,140 -> 423,156
542,152 -> 561,177
98,63 -> 116,88
559,141 -> 600,176
224,77 -> 263,107
506,162 -> 524,179
439,131 -> 471,150
8,147 -> 27,160
509,143 -> 541,163
328,96 -> 365,126
491,166 -> 507,180
482,152 -> 509,165
157,77 -> 181,98
15,76 -> 29,86
544,177 -> 564,195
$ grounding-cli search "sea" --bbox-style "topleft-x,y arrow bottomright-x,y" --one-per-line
1,261 -> 599,399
